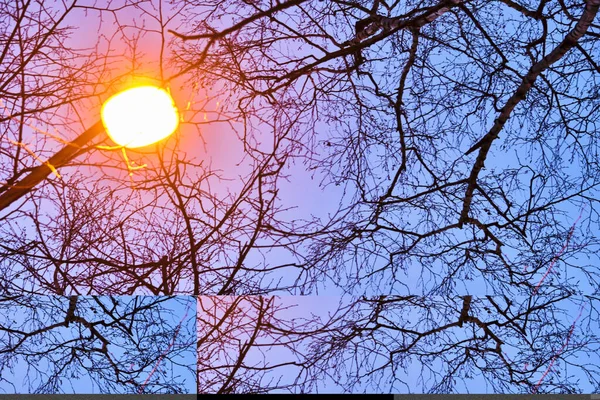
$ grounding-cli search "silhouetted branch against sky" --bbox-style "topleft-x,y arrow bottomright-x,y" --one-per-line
0,296 -> 196,393
1,0 -> 600,394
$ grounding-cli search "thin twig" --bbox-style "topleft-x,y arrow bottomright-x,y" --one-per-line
137,301 -> 193,393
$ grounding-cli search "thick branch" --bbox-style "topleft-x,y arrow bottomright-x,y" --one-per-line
168,0 -> 309,41
459,0 -> 600,226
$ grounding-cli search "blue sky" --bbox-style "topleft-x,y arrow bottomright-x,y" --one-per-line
1,0 -> 600,394
0,296 -> 196,394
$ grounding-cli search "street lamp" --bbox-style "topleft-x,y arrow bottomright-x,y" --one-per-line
0,85 -> 179,212
102,86 -> 179,148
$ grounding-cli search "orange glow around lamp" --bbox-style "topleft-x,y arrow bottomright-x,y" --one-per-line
0,85 -> 180,212
101,85 -> 179,148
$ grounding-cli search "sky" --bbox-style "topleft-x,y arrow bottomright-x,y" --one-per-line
0,296 -> 196,394
0,0 -> 599,394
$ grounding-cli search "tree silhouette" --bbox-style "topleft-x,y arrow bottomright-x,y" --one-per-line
1,0 -> 600,394
0,295 -> 195,393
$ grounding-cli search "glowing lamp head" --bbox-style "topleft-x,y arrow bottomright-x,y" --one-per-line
101,86 -> 179,148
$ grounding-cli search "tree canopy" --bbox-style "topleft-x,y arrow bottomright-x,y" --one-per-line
1,0 -> 600,394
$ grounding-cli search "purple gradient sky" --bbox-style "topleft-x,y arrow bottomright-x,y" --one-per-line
1,0 -> 599,394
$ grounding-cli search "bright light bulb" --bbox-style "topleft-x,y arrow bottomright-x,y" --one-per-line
101,86 -> 179,148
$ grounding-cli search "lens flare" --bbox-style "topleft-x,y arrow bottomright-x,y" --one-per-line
101,86 -> 179,148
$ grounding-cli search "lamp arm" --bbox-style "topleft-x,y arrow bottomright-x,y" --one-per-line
0,120 -> 104,213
